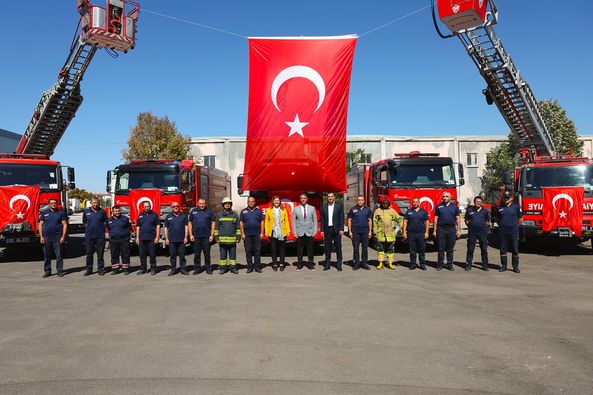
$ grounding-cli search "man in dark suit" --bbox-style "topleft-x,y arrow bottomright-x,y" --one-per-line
320,192 -> 344,271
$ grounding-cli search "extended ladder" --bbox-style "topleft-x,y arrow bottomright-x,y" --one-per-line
455,12 -> 555,156
16,40 -> 98,156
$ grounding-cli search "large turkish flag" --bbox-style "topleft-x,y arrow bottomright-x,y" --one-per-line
243,36 -> 357,192
408,189 -> 446,222
130,189 -> 161,222
0,186 -> 41,231
542,187 -> 584,236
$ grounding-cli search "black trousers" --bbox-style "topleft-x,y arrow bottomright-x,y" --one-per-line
408,232 -> 426,265
109,237 -> 130,269
85,237 -> 105,270
437,225 -> 456,266
244,235 -> 261,269
169,241 -> 186,269
323,226 -> 342,265
466,231 -> 488,265
297,235 -> 314,265
499,233 -> 519,268
139,240 -> 157,269
269,237 -> 286,266
351,231 -> 369,265
43,235 -> 63,274
193,237 -> 211,268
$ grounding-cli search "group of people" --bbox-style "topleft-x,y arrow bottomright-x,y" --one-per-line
37,190 -> 523,278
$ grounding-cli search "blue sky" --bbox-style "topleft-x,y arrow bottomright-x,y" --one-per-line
1,0 -> 592,192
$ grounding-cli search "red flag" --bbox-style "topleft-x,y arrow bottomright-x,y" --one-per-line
408,190 -> 448,222
243,36 -> 357,192
542,187 -> 584,236
130,189 -> 161,222
0,186 -> 41,231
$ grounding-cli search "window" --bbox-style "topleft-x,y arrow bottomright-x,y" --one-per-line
203,155 -> 216,168
466,153 -> 478,167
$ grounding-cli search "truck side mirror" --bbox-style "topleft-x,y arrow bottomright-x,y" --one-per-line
458,163 -> 465,186
67,167 -> 75,182
371,166 -> 379,186
503,170 -> 512,187
237,174 -> 244,195
106,170 -> 113,193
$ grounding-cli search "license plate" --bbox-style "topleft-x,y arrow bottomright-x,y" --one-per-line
5,237 -> 31,244
558,228 -> 571,238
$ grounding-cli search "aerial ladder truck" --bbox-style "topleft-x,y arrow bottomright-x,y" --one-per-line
433,0 -> 593,242
0,0 -> 139,248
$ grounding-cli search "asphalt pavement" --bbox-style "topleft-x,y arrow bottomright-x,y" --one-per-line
0,235 -> 592,394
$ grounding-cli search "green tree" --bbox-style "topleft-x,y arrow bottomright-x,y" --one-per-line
481,99 -> 582,190
123,112 -> 191,161
69,188 -> 94,202
346,148 -> 371,172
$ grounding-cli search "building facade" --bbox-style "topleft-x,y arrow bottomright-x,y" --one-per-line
190,135 -> 593,208
0,128 -> 21,153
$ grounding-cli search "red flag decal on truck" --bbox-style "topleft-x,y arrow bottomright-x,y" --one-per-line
243,35 -> 357,192
130,189 -> 161,222
542,187 -> 584,236
0,186 -> 41,231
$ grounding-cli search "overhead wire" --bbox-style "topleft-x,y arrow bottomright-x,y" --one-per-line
141,4 -> 431,39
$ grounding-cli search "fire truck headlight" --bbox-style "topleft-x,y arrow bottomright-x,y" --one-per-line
39,204 -> 50,212
522,220 -> 535,226
119,206 -> 130,215
161,205 -> 172,215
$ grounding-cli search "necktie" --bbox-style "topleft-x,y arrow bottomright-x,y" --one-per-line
303,206 -> 306,219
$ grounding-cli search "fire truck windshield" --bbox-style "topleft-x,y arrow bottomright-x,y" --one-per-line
389,163 -> 456,187
524,164 -> 593,191
115,170 -> 180,194
0,164 -> 60,191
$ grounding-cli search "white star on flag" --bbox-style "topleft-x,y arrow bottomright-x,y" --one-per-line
559,211 -> 567,218
16,212 -> 25,219
285,114 -> 309,137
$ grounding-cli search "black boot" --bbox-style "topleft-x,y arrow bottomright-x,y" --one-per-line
168,268 -> 177,276
419,264 -> 426,271
409,264 -> 417,271
83,269 -> 92,276
98,268 -> 105,276
482,264 -> 489,271
230,265 -> 238,274
137,267 -> 147,275
499,265 -> 507,272
465,263 -> 472,271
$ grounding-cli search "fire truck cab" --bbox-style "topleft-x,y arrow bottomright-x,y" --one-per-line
0,154 -> 75,247
107,159 -> 231,245
347,152 -> 464,237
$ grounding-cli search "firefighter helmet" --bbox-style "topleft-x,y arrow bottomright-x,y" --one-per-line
221,197 -> 233,205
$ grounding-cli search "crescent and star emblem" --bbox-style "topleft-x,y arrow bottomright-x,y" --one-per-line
270,65 -> 326,138
9,194 -> 31,220
419,197 -> 434,211
552,193 -> 574,219
137,197 -> 154,211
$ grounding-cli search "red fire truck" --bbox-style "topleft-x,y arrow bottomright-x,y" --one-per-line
0,1 -> 139,248
434,0 -> 593,242
107,159 -> 231,245
347,151 -> 465,237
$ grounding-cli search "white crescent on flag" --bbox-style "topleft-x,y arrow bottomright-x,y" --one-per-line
552,194 -> 574,210
271,65 -> 326,113
9,194 -> 31,211
419,196 -> 434,211
137,197 -> 154,211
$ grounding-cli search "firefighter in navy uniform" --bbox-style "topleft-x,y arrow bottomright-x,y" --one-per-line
83,197 -> 108,276
164,202 -> 189,276
465,196 -> 491,271
433,192 -> 461,271
38,198 -> 68,278
135,201 -> 160,275
403,197 -> 430,270
215,197 -> 241,275
496,191 -> 523,273
347,196 -> 373,270
240,196 -> 264,273
107,206 -> 131,275
188,198 -> 216,275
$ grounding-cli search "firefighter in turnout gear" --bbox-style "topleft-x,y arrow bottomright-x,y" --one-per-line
215,197 -> 241,274
373,197 -> 403,270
